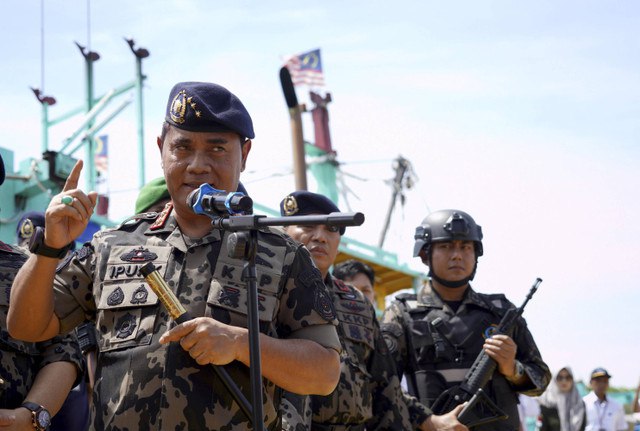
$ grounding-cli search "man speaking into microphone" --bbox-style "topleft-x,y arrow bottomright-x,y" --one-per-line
8,82 -> 341,430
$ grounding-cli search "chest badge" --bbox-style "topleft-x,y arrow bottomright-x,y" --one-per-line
120,247 -> 158,263
107,287 -> 125,306
131,285 -> 149,304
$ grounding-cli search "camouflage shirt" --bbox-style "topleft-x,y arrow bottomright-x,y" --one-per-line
381,282 -> 551,431
282,275 -> 425,430
0,241 -> 83,408
52,206 -> 340,431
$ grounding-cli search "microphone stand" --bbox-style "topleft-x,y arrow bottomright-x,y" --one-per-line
207,210 -> 364,431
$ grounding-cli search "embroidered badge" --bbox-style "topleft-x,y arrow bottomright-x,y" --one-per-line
483,324 -> 499,339
107,287 -> 125,306
130,285 -> 149,305
335,281 -> 359,300
115,313 -> 137,339
282,195 -> 298,216
120,247 -> 158,263
342,301 -> 366,313
150,202 -> 173,230
170,89 -> 200,124
314,287 -> 336,321
219,286 -> 241,308
348,324 -> 363,341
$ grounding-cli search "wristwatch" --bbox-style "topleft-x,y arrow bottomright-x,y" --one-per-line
507,360 -> 526,383
28,226 -> 73,259
20,401 -> 51,431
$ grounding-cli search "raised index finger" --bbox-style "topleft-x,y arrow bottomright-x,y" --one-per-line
63,159 -> 84,192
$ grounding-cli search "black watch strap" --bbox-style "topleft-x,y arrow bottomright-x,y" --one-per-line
28,226 -> 72,259
20,401 -> 50,430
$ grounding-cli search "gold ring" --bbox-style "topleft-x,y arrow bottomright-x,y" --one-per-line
61,196 -> 74,206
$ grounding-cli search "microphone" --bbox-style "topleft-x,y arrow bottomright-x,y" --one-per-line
186,183 -> 253,216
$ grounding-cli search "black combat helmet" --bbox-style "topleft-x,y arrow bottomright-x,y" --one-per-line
413,209 -> 483,257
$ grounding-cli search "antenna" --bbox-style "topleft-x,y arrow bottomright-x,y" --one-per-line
378,155 -> 414,248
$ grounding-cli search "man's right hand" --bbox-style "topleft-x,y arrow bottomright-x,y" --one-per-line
421,404 -> 469,431
45,160 -> 98,249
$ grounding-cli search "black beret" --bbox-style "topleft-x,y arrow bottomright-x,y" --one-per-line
279,191 -> 345,235
0,153 -> 5,186
16,211 -> 46,242
165,81 -> 254,139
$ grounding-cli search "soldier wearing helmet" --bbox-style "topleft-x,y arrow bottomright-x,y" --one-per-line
382,209 -> 551,431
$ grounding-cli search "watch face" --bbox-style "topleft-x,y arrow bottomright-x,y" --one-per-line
36,409 -> 51,428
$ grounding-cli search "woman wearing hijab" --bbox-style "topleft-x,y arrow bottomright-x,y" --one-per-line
537,367 -> 586,431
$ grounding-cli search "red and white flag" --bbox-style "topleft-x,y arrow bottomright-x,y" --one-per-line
283,49 -> 325,87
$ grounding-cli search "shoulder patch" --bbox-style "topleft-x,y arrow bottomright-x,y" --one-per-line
313,286 -> 337,321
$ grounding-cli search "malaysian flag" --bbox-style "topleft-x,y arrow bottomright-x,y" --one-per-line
94,135 -> 108,176
284,49 -> 325,87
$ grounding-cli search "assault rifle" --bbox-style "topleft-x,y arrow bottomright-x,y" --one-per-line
430,278 -> 542,428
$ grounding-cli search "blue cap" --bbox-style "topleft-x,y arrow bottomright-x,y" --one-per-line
0,153 -> 5,186
165,81 -> 254,139
279,191 -> 345,235
16,211 -> 46,243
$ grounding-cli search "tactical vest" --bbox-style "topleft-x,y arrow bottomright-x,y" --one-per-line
397,292 -> 521,431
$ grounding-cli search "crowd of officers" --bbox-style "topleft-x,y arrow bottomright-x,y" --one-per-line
0,81 -> 551,430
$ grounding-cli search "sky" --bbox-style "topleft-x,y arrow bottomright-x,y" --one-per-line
1,1 -> 638,388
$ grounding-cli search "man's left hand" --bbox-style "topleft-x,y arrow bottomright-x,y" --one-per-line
483,334 -> 517,378
159,317 -> 245,366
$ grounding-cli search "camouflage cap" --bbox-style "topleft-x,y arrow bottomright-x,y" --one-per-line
165,81 -> 255,139
279,191 -> 345,235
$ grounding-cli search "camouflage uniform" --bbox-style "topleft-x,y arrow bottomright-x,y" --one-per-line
282,275 -> 428,430
0,241 -> 83,408
51,205 -> 340,431
381,282 -> 551,431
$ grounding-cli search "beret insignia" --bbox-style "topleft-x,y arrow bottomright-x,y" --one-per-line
19,218 -> 35,240
170,90 -> 200,124
282,195 -> 299,216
